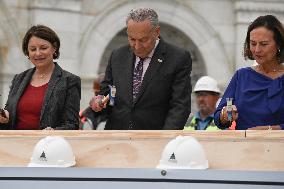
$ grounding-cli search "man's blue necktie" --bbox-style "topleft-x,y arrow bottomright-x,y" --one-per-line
133,58 -> 144,100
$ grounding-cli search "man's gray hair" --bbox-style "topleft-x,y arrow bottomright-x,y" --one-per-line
126,8 -> 159,28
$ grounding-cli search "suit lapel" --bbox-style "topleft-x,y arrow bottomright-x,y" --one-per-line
40,63 -> 62,121
123,49 -> 135,104
134,39 -> 166,104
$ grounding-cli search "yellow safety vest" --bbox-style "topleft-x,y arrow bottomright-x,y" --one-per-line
183,116 -> 221,131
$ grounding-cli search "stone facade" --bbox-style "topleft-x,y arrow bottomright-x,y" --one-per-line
0,0 -> 284,112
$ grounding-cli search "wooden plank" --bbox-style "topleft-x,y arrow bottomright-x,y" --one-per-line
0,130 -> 246,139
246,130 -> 284,139
0,131 -> 283,171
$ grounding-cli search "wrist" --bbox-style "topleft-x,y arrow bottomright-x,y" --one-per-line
220,107 -> 226,123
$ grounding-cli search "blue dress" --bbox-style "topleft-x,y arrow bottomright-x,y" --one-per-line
214,67 -> 284,130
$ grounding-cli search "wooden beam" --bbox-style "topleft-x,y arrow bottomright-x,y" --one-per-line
0,131 -> 283,171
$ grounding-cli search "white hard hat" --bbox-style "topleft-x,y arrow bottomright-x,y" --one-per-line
28,136 -> 76,167
194,76 -> 220,94
156,136 -> 209,169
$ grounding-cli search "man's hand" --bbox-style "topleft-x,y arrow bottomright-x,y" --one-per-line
89,95 -> 109,112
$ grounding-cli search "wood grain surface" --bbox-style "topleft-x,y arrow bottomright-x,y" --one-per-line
0,130 -> 283,171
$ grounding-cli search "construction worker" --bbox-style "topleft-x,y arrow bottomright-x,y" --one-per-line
184,76 -> 221,131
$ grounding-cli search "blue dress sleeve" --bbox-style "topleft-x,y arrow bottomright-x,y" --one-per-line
215,68 -> 284,130
214,70 -> 239,129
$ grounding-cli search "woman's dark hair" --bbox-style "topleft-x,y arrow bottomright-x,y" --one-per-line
244,15 -> 284,63
22,25 -> 60,59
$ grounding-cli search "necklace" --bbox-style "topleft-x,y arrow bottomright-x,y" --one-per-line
270,66 -> 279,72
35,73 -> 47,80
256,65 -> 281,73
272,67 -> 280,72
39,74 -> 46,79
35,64 -> 55,80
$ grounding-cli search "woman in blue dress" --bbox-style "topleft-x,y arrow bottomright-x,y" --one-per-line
214,15 -> 284,130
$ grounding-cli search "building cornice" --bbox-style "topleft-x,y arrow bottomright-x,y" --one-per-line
235,1 -> 284,13
235,1 -> 284,24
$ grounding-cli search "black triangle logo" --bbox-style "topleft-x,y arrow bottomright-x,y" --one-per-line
40,151 -> 46,158
39,151 -> 47,161
170,153 -> 176,160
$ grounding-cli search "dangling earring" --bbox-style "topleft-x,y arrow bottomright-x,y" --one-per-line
277,49 -> 281,63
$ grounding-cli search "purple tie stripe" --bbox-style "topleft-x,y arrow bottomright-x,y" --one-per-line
133,58 -> 144,100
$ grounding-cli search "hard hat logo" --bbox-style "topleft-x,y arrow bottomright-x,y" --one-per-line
28,136 -> 76,167
169,153 -> 177,163
39,151 -> 47,162
156,136 -> 209,169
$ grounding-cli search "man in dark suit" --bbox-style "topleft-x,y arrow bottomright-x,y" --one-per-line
91,8 -> 192,130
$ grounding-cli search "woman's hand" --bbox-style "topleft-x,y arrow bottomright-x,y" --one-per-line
43,127 -> 54,130
220,105 -> 238,125
247,125 -> 281,130
0,109 -> 9,124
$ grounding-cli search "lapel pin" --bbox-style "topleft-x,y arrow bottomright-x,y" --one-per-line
157,59 -> 163,63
